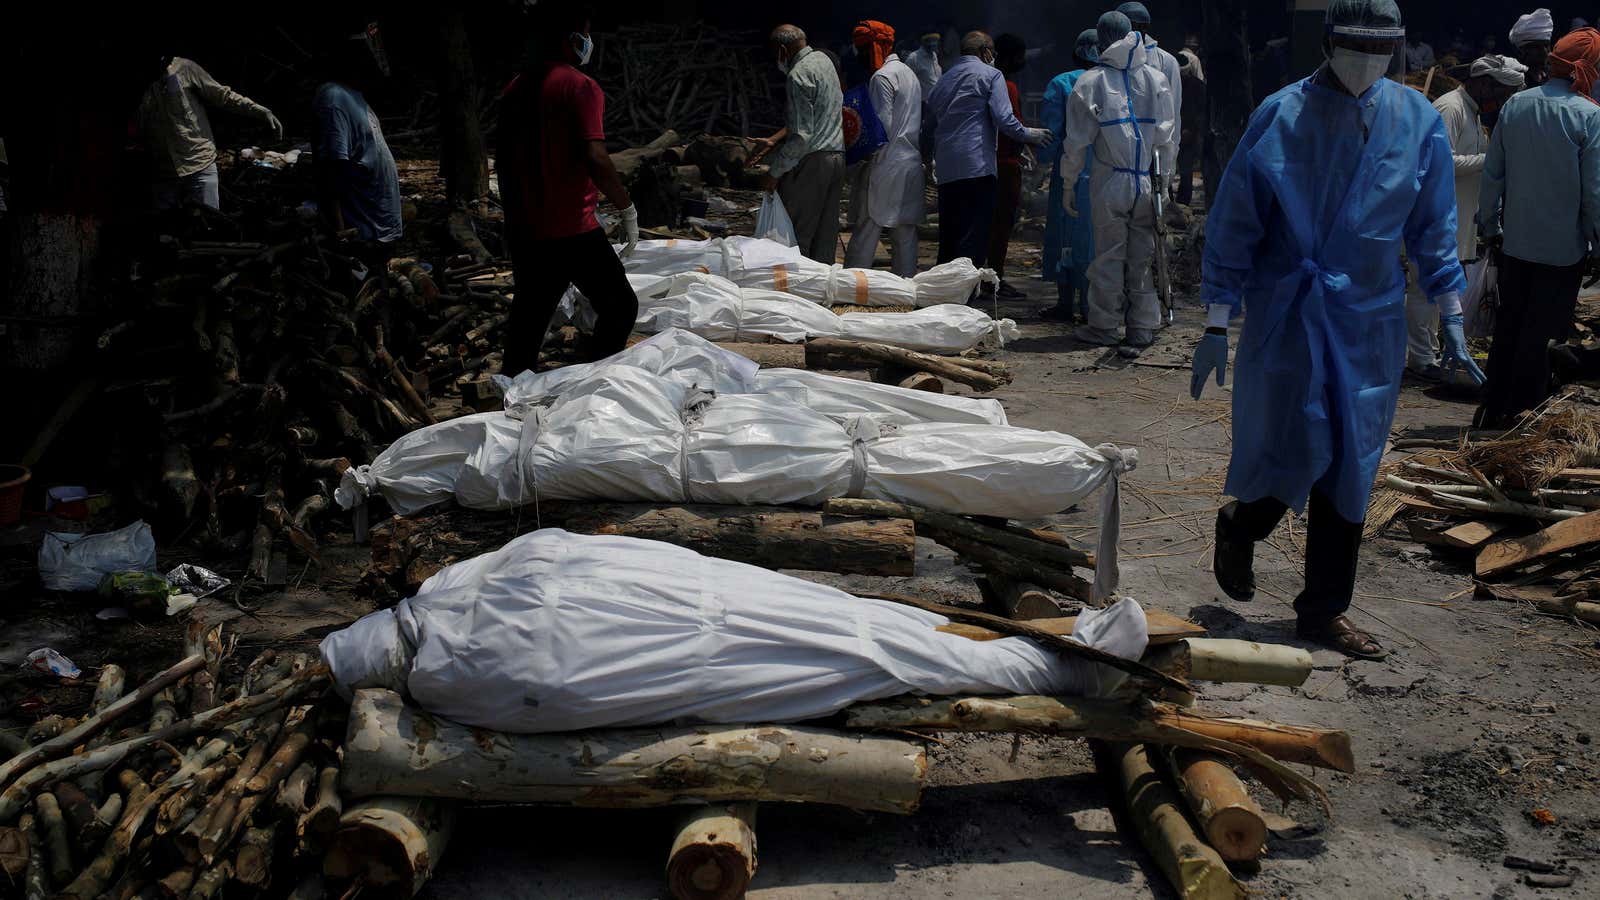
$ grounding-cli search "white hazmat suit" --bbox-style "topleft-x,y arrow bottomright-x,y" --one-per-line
1059,33 -> 1176,345
845,53 -> 925,276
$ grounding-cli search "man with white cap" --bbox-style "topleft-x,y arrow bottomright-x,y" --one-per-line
1405,54 -> 1528,378
1510,8 -> 1555,87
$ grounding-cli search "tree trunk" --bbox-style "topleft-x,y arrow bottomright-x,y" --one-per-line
980,575 -> 1063,620
666,803 -> 757,900
323,797 -> 457,899
341,689 -> 928,814
805,339 -> 1010,391
1169,750 -> 1267,863
5,213 -> 104,371
1142,639 -> 1313,688
824,498 -> 1094,571
437,7 -> 488,207
1201,0 -> 1252,204
1098,743 -> 1244,900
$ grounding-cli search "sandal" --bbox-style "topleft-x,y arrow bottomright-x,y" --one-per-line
1298,615 -> 1388,661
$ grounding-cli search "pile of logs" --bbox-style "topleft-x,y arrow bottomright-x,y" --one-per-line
1371,402 -> 1600,627
590,25 -> 783,146
0,622 -> 425,899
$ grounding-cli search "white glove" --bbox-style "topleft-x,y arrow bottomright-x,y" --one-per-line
1020,147 -> 1037,173
619,204 -> 640,259
261,108 -> 284,141
1024,127 -> 1053,146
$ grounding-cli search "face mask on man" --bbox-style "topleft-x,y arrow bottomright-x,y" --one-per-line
776,50 -> 790,75
572,32 -> 594,66
1328,47 -> 1391,96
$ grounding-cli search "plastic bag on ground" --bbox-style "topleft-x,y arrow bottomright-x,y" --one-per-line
39,521 -> 158,592
754,192 -> 797,247
319,529 -> 1149,733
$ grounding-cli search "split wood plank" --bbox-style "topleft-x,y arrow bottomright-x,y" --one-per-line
1476,509 -> 1600,578
936,609 -> 1204,646
1441,520 -> 1511,551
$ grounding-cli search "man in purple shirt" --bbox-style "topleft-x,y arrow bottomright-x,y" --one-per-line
923,31 -> 1052,278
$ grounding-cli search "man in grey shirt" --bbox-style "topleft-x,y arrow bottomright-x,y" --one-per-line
757,24 -> 846,263
314,27 -> 403,277
138,56 -> 282,210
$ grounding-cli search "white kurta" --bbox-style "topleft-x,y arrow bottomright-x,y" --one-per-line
905,47 -> 942,96
867,55 -> 925,228
1433,85 -> 1488,260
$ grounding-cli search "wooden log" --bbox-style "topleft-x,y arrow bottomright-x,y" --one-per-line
156,866 -> 197,898
275,761 -> 316,821
0,665 -> 326,822
246,712 -> 315,793
323,797 -> 457,898
342,689 -> 928,813
188,861 -> 230,900
806,339 -> 1008,391
374,326 -> 437,426
666,802 -> 757,900
713,342 -> 807,369
148,687 -> 179,733
935,609 -> 1205,646
1441,520 -> 1511,550
1169,750 -> 1267,863
1477,583 -> 1600,625
981,574 -> 1063,620
35,792 -> 73,886
184,622 -> 222,715
22,717 -> 72,746
1142,639 -> 1313,688
940,534 -> 1093,602
298,766 -> 343,854
232,825 -> 275,888
1478,509 -> 1600,577
553,502 -> 915,576
896,371 -> 944,393
0,824 -> 26,878
50,783 -> 105,853
19,813 -> 47,900
823,498 -> 1094,571
842,695 -> 1341,801
1100,743 -> 1244,900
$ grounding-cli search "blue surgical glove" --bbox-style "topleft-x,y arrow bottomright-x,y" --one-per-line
1439,313 -> 1487,386
1190,331 -> 1228,399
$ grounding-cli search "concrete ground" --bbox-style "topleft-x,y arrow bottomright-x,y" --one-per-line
4,236 -> 1597,899
423,273 -> 1600,898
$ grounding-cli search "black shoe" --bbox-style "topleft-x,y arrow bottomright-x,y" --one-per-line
1213,507 -> 1256,601
1039,304 -> 1076,323
996,280 -> 1026,302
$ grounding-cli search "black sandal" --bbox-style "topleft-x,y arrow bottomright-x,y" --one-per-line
1298,615 -> 1388,661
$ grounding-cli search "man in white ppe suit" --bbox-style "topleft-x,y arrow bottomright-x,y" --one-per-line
1059,12 -> 1177,349
1406,54 -> 1526,377
845,20 -> 924,277
1118,2 -> 1183,135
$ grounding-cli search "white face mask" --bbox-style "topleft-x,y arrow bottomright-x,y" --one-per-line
777,51 -> 790,75
1329,47 -> 1392,96
573,33 -> 594,66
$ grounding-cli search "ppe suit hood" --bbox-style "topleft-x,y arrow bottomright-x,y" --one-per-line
1098,32 -> 1147,71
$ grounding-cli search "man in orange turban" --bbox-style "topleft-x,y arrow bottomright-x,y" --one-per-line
843,20 -> 927,276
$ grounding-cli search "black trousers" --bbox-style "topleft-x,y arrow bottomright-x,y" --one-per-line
1478,252 -> 1582,428
937,175 -> 998,267
505,227 -> 639,376
1219,489 -> 1363,625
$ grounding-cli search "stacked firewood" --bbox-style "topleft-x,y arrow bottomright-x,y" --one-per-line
1371,400 -> 1600,625
0,623 -> 369,898
589,24 -> 783,146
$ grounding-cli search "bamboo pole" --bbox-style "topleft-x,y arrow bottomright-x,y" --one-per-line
666,802 -> 758,900
1143,639 -> 1313,688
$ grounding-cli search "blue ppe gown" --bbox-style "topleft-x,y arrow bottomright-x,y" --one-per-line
1202,74 -> 1466,524
1040,69 -> 1095,288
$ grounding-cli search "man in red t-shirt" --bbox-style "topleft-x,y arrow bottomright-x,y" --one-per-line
497,6 -> 639,375
986,34 -> 1029,302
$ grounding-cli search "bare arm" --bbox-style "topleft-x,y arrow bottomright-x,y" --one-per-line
585,140 -> 632,210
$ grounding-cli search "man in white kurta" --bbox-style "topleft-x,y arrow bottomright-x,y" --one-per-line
1405,55 -> 1526,376
845,21 -> 925,277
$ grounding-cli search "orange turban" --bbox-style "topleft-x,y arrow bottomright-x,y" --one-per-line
853,20 -> 896,71
1550,27 -> 1600,104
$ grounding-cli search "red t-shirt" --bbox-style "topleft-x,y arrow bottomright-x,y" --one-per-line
997,79 -> 1025,163
499,62 -> 606,240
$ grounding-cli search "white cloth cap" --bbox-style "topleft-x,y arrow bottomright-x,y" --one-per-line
1471,54 -> 1530,86
1509,8 -> 1554,46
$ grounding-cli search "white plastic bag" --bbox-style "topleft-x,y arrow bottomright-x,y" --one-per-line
38,521 -> 158,592
753,192 -> 797,247
319,529 -> 1149,733
1461,254 -> 1498,340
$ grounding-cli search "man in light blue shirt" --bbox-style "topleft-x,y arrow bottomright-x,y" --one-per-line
922,31 -> 1051,270
758,25 -> 846,264
1476,28 -> 1600,428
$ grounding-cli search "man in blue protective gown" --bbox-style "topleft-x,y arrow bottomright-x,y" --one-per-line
1040,30 -> 1100,323
1190,0 -> 1482,660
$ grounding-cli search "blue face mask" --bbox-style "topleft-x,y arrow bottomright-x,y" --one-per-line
573,32 -> 594,66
